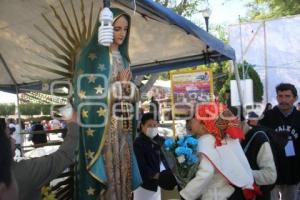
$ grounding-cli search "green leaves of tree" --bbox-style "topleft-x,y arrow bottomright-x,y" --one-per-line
246,0 -> 300,20
0,104 -> 15,117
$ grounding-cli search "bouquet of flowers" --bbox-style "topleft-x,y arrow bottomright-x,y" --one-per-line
163,134 -> 200,188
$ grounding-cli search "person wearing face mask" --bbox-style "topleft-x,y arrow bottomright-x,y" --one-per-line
133,113 -> 176,200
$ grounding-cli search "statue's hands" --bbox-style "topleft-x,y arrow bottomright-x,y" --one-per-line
64,111 -> 77,124
60,104 -> 77,123
59,104 -> 77,123
119,68 -> 132,82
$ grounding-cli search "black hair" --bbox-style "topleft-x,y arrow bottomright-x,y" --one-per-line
185,119 -> 192,131
0,118 -> 12,187
276,83 -> 297,97
139,113 -> 156,132
0,118 -> 6,132
266,102 -> 272,108
140,113 -> 155,127
263,102 -> 272,115
31,124 -> 47,145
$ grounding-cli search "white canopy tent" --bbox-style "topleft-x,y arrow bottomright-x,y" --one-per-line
0,0 -> 237,94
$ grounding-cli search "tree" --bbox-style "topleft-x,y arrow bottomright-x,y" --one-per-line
19,104 -> 51,116
211,62 -> 231,93
246,0 -> 300,20
219,62 -> 264,103
209,24 -> 229,44
204,25 -> 231,96
155,0 -> 204,17
0,103 -> 15,117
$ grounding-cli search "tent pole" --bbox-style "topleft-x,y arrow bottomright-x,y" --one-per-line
233,60 -> 244,116
0,54 -> 21,125
238,16 -> 245,80
263,21 -> 268,104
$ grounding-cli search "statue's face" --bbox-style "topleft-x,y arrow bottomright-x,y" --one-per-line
113,16 -> 128,46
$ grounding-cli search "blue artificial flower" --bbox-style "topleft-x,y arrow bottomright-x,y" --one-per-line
187,154 -> 199,165
185,136 -> 198,149
175,147 -> 193,156
176,137 -> 186,147
164,138 -> 175,150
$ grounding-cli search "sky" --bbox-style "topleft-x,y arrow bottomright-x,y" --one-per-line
0,91 -> 17,104
191,0 -> 252,28
0,0 -> 252,104
208,0 -> 251,25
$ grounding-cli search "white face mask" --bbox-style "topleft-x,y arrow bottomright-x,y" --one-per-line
146,127 -> 158,139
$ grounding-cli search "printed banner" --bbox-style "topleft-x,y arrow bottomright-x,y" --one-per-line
170,69 -> 214,119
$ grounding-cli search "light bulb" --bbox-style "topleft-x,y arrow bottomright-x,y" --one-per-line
98,7 -> 114,46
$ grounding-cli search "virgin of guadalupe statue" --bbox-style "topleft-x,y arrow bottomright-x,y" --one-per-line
73,8 -> 142,200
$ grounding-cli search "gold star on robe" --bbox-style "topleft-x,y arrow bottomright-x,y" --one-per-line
85,150 -> 95,160
81,109 -> 88,118
98,64 -> 106,71
77,68 -> 84,75
86,128 -> 95,137
88,75 -> 96,83
94,84 -> 104,95
86,186 -> 95,196
97,107 -> 106,117
88,53 -> 97,61
79,90 -> 86,99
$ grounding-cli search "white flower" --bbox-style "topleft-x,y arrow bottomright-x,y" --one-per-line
177,155 -> 185,164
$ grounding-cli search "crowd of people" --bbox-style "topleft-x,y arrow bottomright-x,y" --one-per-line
1,82 -> 299,200
5,118 -> 68,151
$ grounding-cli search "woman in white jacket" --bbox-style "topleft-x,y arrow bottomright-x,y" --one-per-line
180,104 -> 256,200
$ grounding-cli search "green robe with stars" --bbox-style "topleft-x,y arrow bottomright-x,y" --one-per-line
73,8 -> 142,200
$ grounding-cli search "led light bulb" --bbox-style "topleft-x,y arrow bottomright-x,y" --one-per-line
98,7 -> 113,46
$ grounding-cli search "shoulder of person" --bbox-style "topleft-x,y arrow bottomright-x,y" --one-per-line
134,134 -> 148,145
293,107 -> 300,116
247,128 -> 269,143
259,107 -> 279,124
155,135 -> 165,142
265,107 -> 279,117
133,134 -> 142,143
199,134 -> 215,146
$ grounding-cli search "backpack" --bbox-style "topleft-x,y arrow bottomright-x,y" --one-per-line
243,127 -> 289,192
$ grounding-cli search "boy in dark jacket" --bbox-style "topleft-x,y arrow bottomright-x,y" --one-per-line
133,113 -> 175,200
